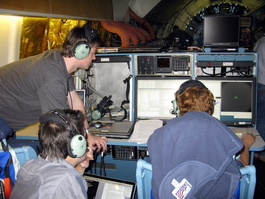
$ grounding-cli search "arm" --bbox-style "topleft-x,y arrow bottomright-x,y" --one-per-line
67,90 -> 108,152
54,175 -> 87,199
67,90 -> 89,128
237,133 -> 256,166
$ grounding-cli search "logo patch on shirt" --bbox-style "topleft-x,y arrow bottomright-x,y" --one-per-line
171,178 -> 192,199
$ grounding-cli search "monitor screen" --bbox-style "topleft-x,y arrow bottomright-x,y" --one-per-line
85,174 -> 136,199
203,15 -> 240,48
197,77 -> 256,126
76,89 -> 86,104
135,76 -> 191,120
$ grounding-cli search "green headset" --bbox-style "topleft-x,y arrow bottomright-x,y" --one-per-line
74,23 -> 98,60
39,109 -> 87,158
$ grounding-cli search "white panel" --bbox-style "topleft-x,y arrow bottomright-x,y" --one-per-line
0,15 -> 22,66
129,0 -> 161,18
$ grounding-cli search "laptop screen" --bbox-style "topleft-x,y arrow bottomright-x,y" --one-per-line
84,174 -> 136,199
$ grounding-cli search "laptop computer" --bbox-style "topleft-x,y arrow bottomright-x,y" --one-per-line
88,121 -> 135,139
84,174 -> 136,199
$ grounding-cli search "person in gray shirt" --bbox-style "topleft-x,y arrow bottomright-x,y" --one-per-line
0,23 -> 107,152
10,109 -> 93,199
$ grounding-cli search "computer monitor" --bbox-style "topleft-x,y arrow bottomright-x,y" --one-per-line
84,174 -> 136,199
197,77 -> 256,127
203,15 -> 240,48
135,76 -> 191,120
76,89 -> 86,104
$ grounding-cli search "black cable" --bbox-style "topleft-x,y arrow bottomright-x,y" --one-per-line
117,75 -> 132,121
100,152 -> 103,176
100,152 -> 106,176
201,67 -> 238,76
91,151 -> 99,174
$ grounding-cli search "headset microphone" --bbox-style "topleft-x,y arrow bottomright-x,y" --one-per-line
171,99 -> 179,116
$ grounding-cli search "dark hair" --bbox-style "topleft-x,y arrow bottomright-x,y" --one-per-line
38,109 -> 86,160
176,86 -> 214,116
60,25 -> 101,58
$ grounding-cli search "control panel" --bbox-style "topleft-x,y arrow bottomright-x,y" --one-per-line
106,145 -> 148,160
195,53 -> 257,77
137,55 -> 155,74
136,54 -> 192,76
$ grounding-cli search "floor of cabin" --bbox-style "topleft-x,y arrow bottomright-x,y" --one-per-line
254,154 -> 265,199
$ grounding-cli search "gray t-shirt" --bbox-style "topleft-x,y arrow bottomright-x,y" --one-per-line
0,49 -> 75,131
10,157 -> 88,199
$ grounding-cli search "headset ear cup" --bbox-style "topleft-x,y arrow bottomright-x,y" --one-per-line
74,43 -> 90,60
91,109 -> 104,120
68,134 -> 87,158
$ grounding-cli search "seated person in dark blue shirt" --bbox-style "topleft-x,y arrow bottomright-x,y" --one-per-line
10,109 -> 93,199
148,80 -> 247,199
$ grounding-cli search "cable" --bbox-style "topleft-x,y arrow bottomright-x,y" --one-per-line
201,67 -> 238,76
88,151 -> 99,174
100,151 -> 107,176
116,74 -> 133,121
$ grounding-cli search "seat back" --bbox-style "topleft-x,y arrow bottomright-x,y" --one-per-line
239,165 -> 256,199
136,159 -> 153,199
0,117 -> 37,166
136,159 -> 256,199
0,146 -> 37,167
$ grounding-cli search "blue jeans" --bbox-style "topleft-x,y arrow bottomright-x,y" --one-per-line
256,83 -> 265,142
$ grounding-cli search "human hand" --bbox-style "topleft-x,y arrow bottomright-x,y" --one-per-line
241,133 -> 255,149
87,133 -> 108,152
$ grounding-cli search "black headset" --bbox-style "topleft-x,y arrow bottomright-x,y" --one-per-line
39,109 -> 87,158
74,23 -> 97,60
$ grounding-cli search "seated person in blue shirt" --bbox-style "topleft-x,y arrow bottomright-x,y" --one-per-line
147,80 -> 251,199
10,109 -> 93,199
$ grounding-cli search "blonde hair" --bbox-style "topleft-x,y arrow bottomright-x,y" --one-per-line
176,86 -> 214,116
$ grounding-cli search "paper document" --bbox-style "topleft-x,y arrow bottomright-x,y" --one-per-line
128,120 -> 163,144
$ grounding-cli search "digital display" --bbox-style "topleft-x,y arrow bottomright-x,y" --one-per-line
197,77 -> 256,126
203,15 -> 240,48
221,82 -> 251,112
135,76 -> 191,120
85,174 -> 136,199
157,57 -> 170,68
155,56 -> 172,73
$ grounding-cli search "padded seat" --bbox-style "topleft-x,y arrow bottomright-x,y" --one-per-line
0,117 -> 37,167
0,146 -> 37,167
